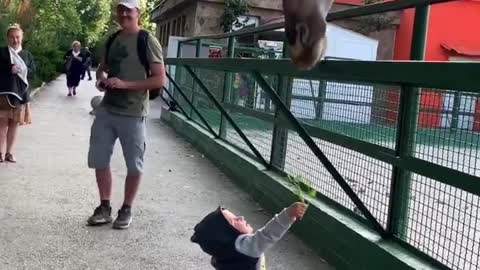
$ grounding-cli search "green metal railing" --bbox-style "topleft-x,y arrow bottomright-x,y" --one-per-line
162,1 -> 480,269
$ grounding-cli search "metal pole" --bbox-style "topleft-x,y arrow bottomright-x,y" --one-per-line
270,41 -> 291,169
387,5 -> 430,239
191,39 -> 202,117
450,91 -> 461,131
220,37 -> 236,139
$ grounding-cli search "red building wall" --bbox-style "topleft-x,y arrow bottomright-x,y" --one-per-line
392,1 -> 480,128
394,1 -> 480,61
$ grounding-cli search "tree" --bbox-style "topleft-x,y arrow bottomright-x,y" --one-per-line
77,0 -> 111,47
355,0 -> 395,35
221,0 -> 249,33
0,0 -> 158,83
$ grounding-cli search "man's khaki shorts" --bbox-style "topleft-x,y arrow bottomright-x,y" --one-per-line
88,107 -> 146,175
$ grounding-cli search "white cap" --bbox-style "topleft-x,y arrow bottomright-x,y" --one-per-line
118,0 -> 141,10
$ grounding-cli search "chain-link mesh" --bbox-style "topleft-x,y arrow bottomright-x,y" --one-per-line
223,73 -> 277,163
290,78 -> 399,149
281,131 -> 392,226
171,66 -> 222,133
413,89 -> 480,176
172,66 -> 194,117
405,173 -> 480,270
169,34 -> 480,270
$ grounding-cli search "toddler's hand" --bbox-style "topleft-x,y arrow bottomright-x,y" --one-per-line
287,202 -> 308,221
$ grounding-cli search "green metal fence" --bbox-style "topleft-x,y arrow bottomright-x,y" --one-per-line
162,1 -> 480,269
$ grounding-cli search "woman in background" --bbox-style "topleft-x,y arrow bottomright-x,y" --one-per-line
64,41 -> 84,96
0,23 -> 36,163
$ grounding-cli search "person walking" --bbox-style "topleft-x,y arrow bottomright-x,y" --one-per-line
0,23 -> 36,163
81,46 -> 92,81
87,0 -> 166,229
64,41 -> 84,96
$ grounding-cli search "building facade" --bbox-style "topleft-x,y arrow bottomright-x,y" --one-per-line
150,0 -> 399,60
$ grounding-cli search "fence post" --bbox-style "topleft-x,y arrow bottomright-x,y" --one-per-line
387,5 -> 430,238
220,37 -> 236,139
270,43 -> 291,170
191,39 -> 202,117
172,41 -> 183,104
450,91 -> 461,131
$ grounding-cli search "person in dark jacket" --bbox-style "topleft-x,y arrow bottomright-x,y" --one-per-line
191,202 -> 308,270
0,23 -> 36,163
64,41 -> 84,96
81,46 -> 92,81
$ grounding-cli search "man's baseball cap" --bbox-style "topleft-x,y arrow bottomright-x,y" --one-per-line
118,0 -> 141,10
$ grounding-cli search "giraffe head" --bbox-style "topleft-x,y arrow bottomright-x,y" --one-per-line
283,0 -> 333,70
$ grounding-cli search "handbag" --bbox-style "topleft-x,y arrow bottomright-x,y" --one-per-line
0,95 -> 15,110
63,57 -> 72,74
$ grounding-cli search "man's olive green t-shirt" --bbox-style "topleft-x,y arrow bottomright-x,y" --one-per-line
101,31 -> 163,117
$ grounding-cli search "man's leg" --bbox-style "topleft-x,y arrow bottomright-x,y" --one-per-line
96,168 -> 113,202
87,109 -> 117,226
87,67 -> 92,80
113,116 -> 146,229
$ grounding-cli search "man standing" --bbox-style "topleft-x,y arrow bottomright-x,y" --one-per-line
81,46 -> 92,81
87,0 -> 166,229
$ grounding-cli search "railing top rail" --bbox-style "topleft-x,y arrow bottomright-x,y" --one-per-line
180,0 -> 456,43
165,58 -> 480,93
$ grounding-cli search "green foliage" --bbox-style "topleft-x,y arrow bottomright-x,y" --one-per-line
221,0 -> 249,33
355,0 -> 395,35
0,0 -> 156,83
29,46 -> 64,82
287,175 -> 317,203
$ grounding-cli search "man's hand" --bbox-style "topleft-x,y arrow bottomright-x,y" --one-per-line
287,202 -> 308,221
95,80 -> 107,92
105,77 -> 129,89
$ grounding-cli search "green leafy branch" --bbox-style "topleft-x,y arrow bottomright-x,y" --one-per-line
288,175 -> 317,203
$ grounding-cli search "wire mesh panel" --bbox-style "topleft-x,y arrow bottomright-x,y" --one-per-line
171,66 -> 194,117
405,173 -> 480,270
225,120 -> 274,163
167,38 -> 480,270
190,68 -> 226,134
414,89 -> 480,177
282,132 -> 392,226
224,72 -> 277,163
290,78 -> 399,149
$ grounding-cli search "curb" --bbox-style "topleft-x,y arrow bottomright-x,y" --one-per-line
30,82 -> 46,98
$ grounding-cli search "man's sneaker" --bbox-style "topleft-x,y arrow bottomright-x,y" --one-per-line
87,205 -> 113,226
113,207 -> 132,230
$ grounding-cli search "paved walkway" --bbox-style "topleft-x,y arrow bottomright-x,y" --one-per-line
0,75 -> 331,270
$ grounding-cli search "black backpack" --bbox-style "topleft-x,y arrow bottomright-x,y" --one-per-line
105,29 -> 160,100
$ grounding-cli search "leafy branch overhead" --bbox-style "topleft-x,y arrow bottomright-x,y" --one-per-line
221,0 -> 249,33
355,0 -> 395,35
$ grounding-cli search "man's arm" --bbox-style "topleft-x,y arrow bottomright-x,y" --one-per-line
103,63 -> 166,91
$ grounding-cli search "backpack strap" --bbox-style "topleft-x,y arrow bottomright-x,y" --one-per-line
137,30 -> 161,100
137,29 -> 150,76
105,30 -> 121,65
